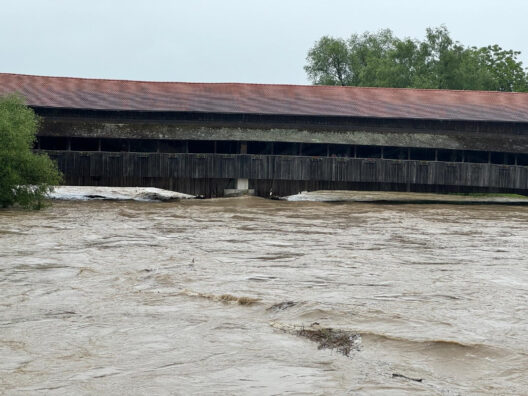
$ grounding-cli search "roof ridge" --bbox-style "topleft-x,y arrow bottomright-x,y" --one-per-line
1,72 -> 527,95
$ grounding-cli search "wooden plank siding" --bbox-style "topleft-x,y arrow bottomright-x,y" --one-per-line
45,151 -> 528,197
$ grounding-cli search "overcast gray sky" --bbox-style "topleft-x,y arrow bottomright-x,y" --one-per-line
1,0 -> 526,84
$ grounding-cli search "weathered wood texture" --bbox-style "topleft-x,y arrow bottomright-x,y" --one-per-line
44,151 -> 528,197
39,117 -> 528,154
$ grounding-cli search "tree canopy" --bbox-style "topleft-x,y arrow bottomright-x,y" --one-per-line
0,95 -> 62,209
304,26 -> 528,92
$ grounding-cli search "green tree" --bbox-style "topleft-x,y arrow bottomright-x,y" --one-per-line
0,95 -> 62,209
407,26 -> 491,90
478,45 -> 528,92
346,29 -> 395,87
305,26 -> 528,92
304,36 -> 351,86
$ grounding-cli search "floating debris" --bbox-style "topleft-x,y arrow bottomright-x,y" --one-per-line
270,321 -> 361,356
219,294 -> 260,305
266,301 -> 297,312
181,290 -> 260,306
392,373 -> 423,383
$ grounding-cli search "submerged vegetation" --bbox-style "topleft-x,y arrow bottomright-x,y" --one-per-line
270,321 -> 361,357
0,95 -> 62,209
297,326 -> 361,357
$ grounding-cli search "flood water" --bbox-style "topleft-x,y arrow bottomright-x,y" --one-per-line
1,196 -> 527,395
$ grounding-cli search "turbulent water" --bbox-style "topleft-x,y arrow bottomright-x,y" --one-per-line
1,196 -> 527,395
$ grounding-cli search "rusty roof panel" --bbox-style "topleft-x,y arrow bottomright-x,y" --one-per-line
1,73 -> 528,122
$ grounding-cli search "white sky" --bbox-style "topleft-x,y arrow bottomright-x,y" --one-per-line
1,0 -> 526,84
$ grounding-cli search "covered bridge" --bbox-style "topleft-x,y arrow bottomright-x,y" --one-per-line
1,73 -> 528,197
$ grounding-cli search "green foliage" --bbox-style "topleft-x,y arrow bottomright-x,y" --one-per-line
305,36 -> 351,86
0,95 -> 62,209
477,45 -> 528,92
305,26 -> 528,92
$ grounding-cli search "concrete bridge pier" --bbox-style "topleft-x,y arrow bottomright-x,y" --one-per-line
236,178 -> 249,190
224,142 -> 254,196
224,178 -> 253,197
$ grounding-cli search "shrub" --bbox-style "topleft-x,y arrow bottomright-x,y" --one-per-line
0,95 -> 62,209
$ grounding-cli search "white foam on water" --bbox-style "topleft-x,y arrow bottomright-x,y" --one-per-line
284,190 -> 528,203
48,186 -> 194,201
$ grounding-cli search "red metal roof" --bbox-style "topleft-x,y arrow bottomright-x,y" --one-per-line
1,73 -> 528,122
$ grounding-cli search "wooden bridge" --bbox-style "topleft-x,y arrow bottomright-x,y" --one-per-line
2,73 -> 528,197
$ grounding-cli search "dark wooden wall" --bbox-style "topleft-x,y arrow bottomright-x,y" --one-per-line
44,151 -> 528,197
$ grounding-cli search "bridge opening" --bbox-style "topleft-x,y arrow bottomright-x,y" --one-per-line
188,140 -> 215,153
71,137 -> 99,151
248,142 -> 273,155
36,136 -> 524,166
129,139 -> 157,153
216,141 -> 239,154
101,138 -> 128,152
301,143 -> 327,157
384,147 -> 408,160
437,149 -> 464,162
491,152 -> 516,165
328,144 -> 349,157
464,150 -> 489,163
274,142 -> 299,155
357,145 -> 382,158
410,148 -> 436,161
38,136 -> 68,150
158,140 -> 187,153
517,153 -> 528,166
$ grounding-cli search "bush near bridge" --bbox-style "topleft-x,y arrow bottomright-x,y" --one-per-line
0,95 -> 62,209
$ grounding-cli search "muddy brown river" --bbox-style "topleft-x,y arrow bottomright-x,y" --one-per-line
1,197 -> 527,395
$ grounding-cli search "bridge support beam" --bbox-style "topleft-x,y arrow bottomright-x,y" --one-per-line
236,178 -> 249,190
224,178 -> 253,197
223,141 -> 253,196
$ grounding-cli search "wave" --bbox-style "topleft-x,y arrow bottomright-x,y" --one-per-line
358,330 -> 507,357
179,289 -> 260,306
